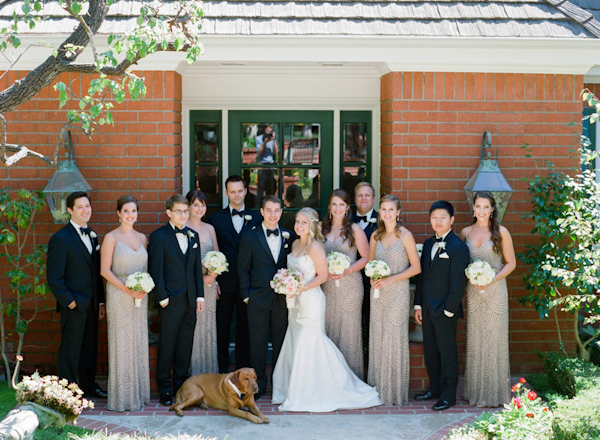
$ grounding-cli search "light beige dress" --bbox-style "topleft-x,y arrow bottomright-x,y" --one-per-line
189,236 -> 219,375
322,235 -> 365,380
463,237 -> 511,407
106,236 -> 151,412
368,236 -> 410,405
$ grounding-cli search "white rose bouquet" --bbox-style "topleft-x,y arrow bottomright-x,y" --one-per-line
327,251 -> 351,287
270,268 -> 305,308
202,251 -> 229,275
125,271 -> 155,307
416,243 -> 423,259
465,260 -> 496,293
365,259 -> 391,299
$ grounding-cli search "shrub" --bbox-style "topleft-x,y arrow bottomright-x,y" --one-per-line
539,352 -> 600,398
552,385 -> 600,440
445,425 -> 488,440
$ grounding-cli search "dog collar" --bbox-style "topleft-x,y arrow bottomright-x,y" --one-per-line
228,379 -> 245,399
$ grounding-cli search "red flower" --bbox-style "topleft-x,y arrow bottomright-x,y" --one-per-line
511,383 -> 520,393
528,390 -> 537,401
526,413 -> 534,418
543,407 -> 549,413
519,378 -> 526,384
514,397 -> 523,409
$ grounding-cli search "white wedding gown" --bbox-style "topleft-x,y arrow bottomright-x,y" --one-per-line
272,254 -> 382,412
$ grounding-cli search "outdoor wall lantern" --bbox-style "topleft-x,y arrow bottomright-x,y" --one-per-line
43,130 -> 92,224
463,132 -> 513,222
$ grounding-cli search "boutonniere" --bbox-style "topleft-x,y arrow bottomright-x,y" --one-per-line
95,244 -> 100,251
244,215 -> 252,221
438,241 -> 447,250
282,231 -> 290,240
368,218 -> 377,224
187,230 -> 195,239
90,231 -> 97,239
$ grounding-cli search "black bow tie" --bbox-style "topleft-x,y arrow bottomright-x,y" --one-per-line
80,227 -> 92,236
175,228 -> 187,235
266,228 -> 279,237
357,215 -> 368,223
232,209 -> 244,218
435,236 -> 445,243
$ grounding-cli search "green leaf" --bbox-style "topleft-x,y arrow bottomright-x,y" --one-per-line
136,15 -> 144,26
71,2 -> 82,15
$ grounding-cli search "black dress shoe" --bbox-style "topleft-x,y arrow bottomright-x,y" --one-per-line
159,392 -> 173,406
415,391 -> 440,401
432,399 -> 454,411
254,391 -> 265,400
84,387 -> 108,398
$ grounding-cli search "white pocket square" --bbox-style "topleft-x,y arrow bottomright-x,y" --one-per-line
284,244 -> 288,248
439,252 -> 449,259
95,245 -> 100,251
193,243 -> 198,249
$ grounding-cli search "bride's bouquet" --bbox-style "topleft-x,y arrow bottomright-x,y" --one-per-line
465,260 -> 495,293
365,260 -> 391,299
271,268 -> 305,308
202,251 -> 229,275
327,251 -> 351,287
125,271 -> 155,308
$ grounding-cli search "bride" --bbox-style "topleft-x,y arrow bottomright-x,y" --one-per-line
272,208 -> 382,412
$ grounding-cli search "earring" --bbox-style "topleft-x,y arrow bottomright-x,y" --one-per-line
119,218 -> 122,223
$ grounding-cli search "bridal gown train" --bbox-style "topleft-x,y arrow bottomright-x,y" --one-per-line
272,254 -> 382,412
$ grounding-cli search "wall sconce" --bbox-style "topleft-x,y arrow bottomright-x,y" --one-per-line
43,130 -> 92,224
463,132 -> 513,222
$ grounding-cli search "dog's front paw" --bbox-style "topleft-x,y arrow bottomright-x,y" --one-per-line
249,414 -> 264,424
199,403 -> 208,409
261,416 -> 270,424
176,410 -> 184,417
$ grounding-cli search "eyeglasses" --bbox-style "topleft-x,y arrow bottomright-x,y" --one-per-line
171,209 -> 191,216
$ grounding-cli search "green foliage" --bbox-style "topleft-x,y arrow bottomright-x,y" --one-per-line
539,352 -> 600,399
551,385 -> 600,440
518,144 -> 600,360
0,188 -> 50,384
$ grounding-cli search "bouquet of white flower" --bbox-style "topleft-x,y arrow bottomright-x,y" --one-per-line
465,260 -> 496,293
202,251 -> 229,275
365,259 -> 391,299
270,268 -> 305,308
416,243 -> 423,259
327,251 -> 351,287
125,271 -> 155,307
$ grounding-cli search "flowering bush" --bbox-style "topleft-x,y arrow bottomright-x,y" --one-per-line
16,372 -> 94,423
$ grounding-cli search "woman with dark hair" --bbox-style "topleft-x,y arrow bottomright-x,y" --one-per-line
320,189 -> 369,379
367,194 -> 420,405
100,195 -> 150,411
460,191 -> 516,408
186,190 -> 220,374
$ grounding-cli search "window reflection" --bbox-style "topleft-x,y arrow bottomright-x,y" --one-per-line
195,165 -> 220,205
195,123 -> 219,162
244,168 -> 279,207
242,123 -> 279,165
342,166 -> 367,201
283,123 -> 320,165
343,123 -> 367,163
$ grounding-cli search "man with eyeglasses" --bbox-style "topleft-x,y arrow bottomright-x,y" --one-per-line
148,194 -> 204,406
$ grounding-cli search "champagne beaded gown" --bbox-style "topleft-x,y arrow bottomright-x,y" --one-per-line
189,236 -> 219,375
322,236 -> 365,379
106,236 -> 151,412
368,236 -> 410,405
463,238 -> 511,407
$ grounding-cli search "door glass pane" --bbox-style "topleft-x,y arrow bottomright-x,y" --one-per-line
342,165 -> 367,200
283,123 -> 320,165
246,168 -> 280,206
343,123 -> 367,163
242,123 -> 279,165
195,123 -> 219,162
194,165 -> 220,205
281,167 -> 320,231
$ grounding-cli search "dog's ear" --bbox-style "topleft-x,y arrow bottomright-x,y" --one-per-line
231,369 -> 242,390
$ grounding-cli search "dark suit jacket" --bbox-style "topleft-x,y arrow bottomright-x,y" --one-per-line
208,207 -> 262,293
414,230 -> 470,319
47,223 -> 104,313
237,226 -> 293,309
148,223 -> 204,308
353,209 -> 379,241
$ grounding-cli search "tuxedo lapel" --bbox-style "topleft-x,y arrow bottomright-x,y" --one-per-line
66,223 -> 93,268
276,230 -> 289,265
256,227 -> 276,263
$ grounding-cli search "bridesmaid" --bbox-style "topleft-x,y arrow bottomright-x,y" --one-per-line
186,190 -> 220,375
460,190 -> 515,408
321,189 -> 369,379
100,195 -> 150,412
368,194 -> 421,405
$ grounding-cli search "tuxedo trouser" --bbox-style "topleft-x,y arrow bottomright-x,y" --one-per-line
59,300 -> 98,392
157,293 -> 196,395
247,297 -> 288,393
422,310 -> 459,404
216,288 -> 251,373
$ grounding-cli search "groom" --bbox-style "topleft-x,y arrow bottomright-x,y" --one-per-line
238,195 -> 293,398
414,200 -> 469,411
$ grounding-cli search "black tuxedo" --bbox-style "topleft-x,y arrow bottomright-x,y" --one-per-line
415,230 -> 469,404
208,207 -> 262,372
353,209 -> 378,360
148,223 -> 204,395
47,222 -> 104,392
238,225 -> 292,392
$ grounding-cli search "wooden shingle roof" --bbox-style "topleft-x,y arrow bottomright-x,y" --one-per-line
1,0 -> 600,38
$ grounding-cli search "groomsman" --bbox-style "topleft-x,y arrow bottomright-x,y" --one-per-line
208,175 -> 262,373
352,182 -> 378,360
148,194 -> 204,406
238,195 -> 292,398
414,201 -> 470,411
47,191 -> 107,398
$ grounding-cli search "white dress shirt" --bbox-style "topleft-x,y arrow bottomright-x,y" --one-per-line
171,222 -> 189,254
357,209 -> 374,230
70,220 -> 92,254
230,205 -> 246,234
262,223 -> 281,262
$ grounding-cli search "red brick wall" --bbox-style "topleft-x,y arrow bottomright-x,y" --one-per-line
381,72 -> 583,376
0,70 -> 183,377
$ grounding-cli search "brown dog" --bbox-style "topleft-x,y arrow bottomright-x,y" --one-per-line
169,367 -> 270,424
